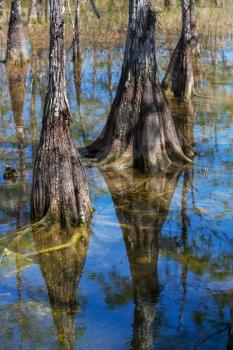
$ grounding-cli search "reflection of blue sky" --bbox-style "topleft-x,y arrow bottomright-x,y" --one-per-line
1,37 -> 233,349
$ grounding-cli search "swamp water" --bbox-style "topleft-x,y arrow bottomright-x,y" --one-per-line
1,33 -> 233,350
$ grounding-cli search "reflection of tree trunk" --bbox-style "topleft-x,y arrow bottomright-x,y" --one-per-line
74,59 -> 88,144
178,169 -> 190,331
107,50 -> 113,105
102,168 -> 180,350
162,0 -> 194,99
31,0 -> 91,226
170,99 -> 195,155
82,0 -> 190,171
30,56 -> 37,159
6,0 -> 27,64
34,226 -> 89,350
7,63 -> 27,348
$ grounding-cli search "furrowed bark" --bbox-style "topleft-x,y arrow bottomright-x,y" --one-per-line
6,0 -> 27,64
162,0 -> 194,99
31,0 -> 91,227
82,0 -> 191,173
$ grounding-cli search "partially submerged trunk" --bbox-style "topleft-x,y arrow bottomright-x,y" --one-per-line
31,0 -> 91,227
162,0 -> 194,99
34,225 -> 89,350
102,168 -> 180,349
6,0 -> 27,64
82,0 -> 191,172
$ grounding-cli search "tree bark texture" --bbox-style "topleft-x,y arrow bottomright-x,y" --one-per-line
102,168 -> 180,350
82,0 -> 191,172
6,0 -> 27,64
31,0 -> 91,226
162,0 -> 194,99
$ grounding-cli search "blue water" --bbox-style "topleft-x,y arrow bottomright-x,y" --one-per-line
1,33 -> 233,349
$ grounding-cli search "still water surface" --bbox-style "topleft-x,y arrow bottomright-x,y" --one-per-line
1,33 -> 233,349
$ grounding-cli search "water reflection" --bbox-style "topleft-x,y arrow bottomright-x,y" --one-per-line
102,168 -> 181,349
34,225 -> 89,349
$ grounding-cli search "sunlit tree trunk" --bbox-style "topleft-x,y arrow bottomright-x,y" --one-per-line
6,0 -> 27,64
82,0 -> 191,172
31,0 -> 91,226
162,0 -> 194,99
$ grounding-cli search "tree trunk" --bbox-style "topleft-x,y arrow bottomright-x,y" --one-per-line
45,0 -> 50,22
164,0 -> 176,10
31,0 -> 91,227
28,0 -> 37,23
0,0 -> 4,18
6,0 -> 27,64
28,0 -> 43,23
102,168 -> 180,350
36,0 -> 42,21
82,0 -> 191,172
215,0 -> 223,7
162,0 -> 194,99
190,0 -> 200,56
73,0 -> 81,62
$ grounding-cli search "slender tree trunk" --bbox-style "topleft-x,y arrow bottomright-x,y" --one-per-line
28,0 -> 43,23
31,0 -> 91,226
82,0 -> 191,172
0,0 -> 4,19
162,0 -> 194,99
36,0 -> 42,21
6,0 -> 27,64
190,0 -> 200,56
164,0 -> 176,10
45,0 -> 50,22
28,0 -> 37,23
215,0 -> 223,7
73,0 -> 81,62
